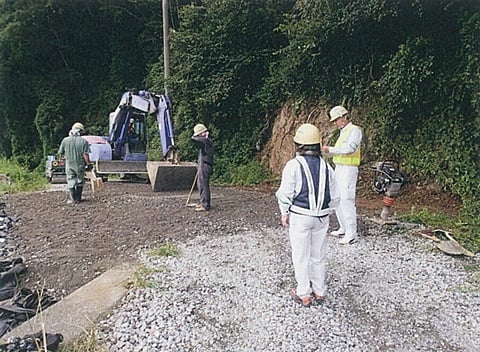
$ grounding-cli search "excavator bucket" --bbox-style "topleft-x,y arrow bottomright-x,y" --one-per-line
147,161 -> 197,192
145,94 -> 196,191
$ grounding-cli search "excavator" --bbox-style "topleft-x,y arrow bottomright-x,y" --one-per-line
46,90 -> 196,191
88,90 -> 178,178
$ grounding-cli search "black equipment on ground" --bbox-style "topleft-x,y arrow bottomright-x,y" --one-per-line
370,160 -> 406,220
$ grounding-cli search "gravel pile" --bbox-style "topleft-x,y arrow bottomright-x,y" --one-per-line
98,218 -> 480,352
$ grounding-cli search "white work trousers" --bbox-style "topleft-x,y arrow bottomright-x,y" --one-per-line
334,164 -> 359,237
289,212 -> 329,298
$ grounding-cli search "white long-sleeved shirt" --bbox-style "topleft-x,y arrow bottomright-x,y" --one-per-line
276,155 -> 338,216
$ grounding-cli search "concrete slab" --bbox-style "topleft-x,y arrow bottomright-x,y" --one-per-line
1,264 -> 134,345
147,161 -> 197,192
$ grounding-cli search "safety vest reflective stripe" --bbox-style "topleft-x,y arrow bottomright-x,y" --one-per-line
332,124 -> 361,166
289,156 -> 330,217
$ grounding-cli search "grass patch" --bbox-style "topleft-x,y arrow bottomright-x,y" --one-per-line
128,264 -> 164,289
146,242 -> 181,258
399,206 -> 479,254
59,327 -> 108,352
0,158 -> 48,194
126,243 -> 180,289
399,206 -> 456,228
469,272 -> 480,287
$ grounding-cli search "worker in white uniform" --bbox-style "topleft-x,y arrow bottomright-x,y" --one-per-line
322,106 -> 362,244
276,124 -> 337,307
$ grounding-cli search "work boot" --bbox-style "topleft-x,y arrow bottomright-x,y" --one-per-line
194,205 -> 208,212
312,292 -> 326,306
290,289 -> 312,307
67,188 -> 75,204
75,186 -> 83,203
330,229 -> 345,237
339,234 -> 358,245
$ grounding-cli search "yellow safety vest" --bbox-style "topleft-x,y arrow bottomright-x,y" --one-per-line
332,124 -> 361,166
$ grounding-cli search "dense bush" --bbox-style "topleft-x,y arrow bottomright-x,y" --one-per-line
0,158 -> 47,193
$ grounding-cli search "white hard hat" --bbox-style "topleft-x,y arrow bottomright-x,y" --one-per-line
293,123 -> 321,145
193,123 -> 208,136
329,106 -> 349,122
72,122 -> 85,131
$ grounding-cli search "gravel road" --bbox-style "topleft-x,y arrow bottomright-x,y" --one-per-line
97,216 -> 480,352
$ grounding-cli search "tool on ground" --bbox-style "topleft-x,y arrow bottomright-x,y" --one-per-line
414,229 -> 474,257
185,170 -> 199,207
370,160 -> 406,220
434,229 -> 474,257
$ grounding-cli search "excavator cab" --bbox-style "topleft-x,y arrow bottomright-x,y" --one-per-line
108,107 -> 148,161
126,115 -> 145,154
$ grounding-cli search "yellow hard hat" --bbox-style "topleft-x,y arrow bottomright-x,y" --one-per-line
72,122 -> 85,131
293,123 -> 321,145
193,123 -> 208,136
329,106 -> 349,122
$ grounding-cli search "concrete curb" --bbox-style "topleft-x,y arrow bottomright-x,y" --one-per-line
1,264 -> 135,345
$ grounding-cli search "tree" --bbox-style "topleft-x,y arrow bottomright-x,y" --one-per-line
0,0 -> 163,165
146,0 -> 295,181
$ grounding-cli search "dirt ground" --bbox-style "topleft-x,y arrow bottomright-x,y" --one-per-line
3,168 -> 461,300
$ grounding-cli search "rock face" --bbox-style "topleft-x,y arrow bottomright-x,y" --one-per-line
260,102 -> 336,177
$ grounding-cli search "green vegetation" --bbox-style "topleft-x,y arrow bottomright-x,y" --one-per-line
400,207 -> 480,253
146,242 -> 181,259
59,328 -> 107,352
214,159 -> 269,186
129,264 -> 163,289
0,158 -> 48,194
456,267 -> 480,293
400,207 -> 457,229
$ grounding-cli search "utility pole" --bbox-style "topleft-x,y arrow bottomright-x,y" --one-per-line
162,0 -> 170,94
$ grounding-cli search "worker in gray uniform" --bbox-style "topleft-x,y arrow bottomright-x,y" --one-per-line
191,123 -> 214,212
58,122 -> 91,204
276,123 -> 337,307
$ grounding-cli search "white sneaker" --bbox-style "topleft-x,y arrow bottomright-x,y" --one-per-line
330,229 -> 345,237
339,235 -> 358,245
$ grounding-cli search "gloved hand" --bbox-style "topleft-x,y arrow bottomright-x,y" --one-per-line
85,163 -> 93,171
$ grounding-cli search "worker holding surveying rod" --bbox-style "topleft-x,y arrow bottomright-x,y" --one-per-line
191,123 -> 214,212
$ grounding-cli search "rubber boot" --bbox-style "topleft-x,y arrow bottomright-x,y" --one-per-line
67,188 -> 75,204
76,186 -> 83,203
74,185 -> 83,203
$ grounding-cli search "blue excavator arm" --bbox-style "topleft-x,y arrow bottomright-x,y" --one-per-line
156,94 -> 176,160
107,90 -> 178,163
